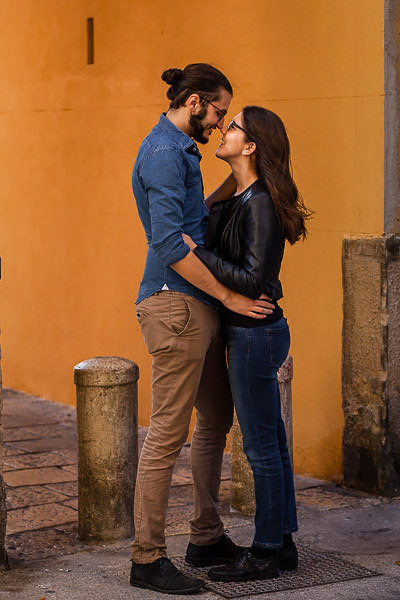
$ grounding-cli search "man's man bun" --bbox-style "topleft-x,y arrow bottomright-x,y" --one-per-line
161,68 -> 183,86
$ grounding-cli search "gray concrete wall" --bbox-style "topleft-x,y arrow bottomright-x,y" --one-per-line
384,0 -> 400,234
0,340 -> 8,568
384,0 -> 400,492
0,255 -> 8,567
386,237 -> 400,491
342,235 -> 400,496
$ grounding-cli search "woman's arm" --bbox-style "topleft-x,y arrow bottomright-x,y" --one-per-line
205,173 -> 236,210
192,195 -> 283,299
171,250 -> 275,317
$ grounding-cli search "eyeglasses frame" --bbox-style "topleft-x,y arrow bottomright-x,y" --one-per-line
199,97 -> 228,122
227,119 -> 255,143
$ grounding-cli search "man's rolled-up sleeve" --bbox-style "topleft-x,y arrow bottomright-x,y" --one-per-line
140,148 -> 190,267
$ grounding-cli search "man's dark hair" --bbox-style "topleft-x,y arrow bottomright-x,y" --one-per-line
161,63 -> 232,109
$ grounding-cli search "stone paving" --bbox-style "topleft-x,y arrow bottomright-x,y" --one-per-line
1,389 -> 400,599
2,389 -> 234,563
2,389 -> 81,561
3,388 -> 397,565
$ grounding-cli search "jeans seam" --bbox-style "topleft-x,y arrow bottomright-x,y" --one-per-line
248,327 -> 275,547
283,526 -> 299,535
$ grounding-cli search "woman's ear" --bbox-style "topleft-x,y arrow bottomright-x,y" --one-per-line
242,142 -> 256,156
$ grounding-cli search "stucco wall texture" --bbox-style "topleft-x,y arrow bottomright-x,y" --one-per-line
0,1 -> 384,480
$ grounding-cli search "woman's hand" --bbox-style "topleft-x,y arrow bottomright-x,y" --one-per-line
182,233 -> 198,251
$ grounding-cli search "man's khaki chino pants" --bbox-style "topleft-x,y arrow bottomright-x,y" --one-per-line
130,291 -> 233,564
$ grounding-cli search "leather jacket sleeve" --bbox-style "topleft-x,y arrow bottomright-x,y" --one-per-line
193,194 -> 283,299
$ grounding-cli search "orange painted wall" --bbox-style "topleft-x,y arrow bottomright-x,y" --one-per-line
0,0 -> 384,479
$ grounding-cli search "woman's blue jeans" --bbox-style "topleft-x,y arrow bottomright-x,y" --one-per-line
223,317 -> 298,548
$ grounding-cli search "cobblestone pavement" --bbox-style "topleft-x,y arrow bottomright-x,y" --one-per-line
3,389 -> 81,562
1,389 -> 400,600
2,389 -> 236,563
0,390 -> 400,600
2,388 -> 398,564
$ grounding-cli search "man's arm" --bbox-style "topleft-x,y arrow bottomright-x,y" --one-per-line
171,251 -> 274,318
139,149 -> 272,316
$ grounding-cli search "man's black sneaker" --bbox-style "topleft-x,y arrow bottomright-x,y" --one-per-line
130,557 -> 205,595
278,542 -> 298,570
185,533 -> 246,567
208,549 -> 279,582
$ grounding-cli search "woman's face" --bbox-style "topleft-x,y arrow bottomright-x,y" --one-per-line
215,111 -> 247,161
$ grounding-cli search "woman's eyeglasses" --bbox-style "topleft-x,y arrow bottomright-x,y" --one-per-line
227,120 -> 254,142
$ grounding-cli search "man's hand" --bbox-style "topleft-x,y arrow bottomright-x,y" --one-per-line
182,233 -> 197,250
223,291 -> 275,318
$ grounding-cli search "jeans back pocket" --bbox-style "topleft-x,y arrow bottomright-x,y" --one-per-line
266,324 -> 290,368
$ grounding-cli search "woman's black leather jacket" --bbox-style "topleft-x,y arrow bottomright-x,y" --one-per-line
193,179 -> 285,302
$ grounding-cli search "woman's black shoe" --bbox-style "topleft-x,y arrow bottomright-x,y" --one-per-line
130,557 -> 205,594
208,550 -> 279,582
185,532 -> 246,566
278,542 -> 298,570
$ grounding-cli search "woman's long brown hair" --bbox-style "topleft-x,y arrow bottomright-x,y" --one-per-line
242,106 -> 312,244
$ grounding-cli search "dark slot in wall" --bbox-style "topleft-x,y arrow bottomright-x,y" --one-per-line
87,18 -> 94,64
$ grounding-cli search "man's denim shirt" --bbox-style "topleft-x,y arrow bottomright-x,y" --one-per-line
132,113 -> 218,307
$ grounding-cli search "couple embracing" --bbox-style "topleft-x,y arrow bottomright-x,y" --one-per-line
130,63 -> 311,594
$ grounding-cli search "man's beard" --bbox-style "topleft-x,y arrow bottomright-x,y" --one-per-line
188,105 -> 210,144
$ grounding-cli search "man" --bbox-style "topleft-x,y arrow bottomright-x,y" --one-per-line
130,63 -> 273,594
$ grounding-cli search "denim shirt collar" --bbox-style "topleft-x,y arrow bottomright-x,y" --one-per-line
158,113 -> 202,160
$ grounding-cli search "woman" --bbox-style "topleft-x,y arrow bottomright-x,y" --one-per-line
183,106 -> 311,582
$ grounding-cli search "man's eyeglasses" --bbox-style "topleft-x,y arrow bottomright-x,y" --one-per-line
208,101 -> 227,121
201,98 -> 227,122
227,120 -> 254,142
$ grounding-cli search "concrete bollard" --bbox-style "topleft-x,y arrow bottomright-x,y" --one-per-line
74,356 -> 139,543
278,355 -> 294,467
231,354 -> 293,516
